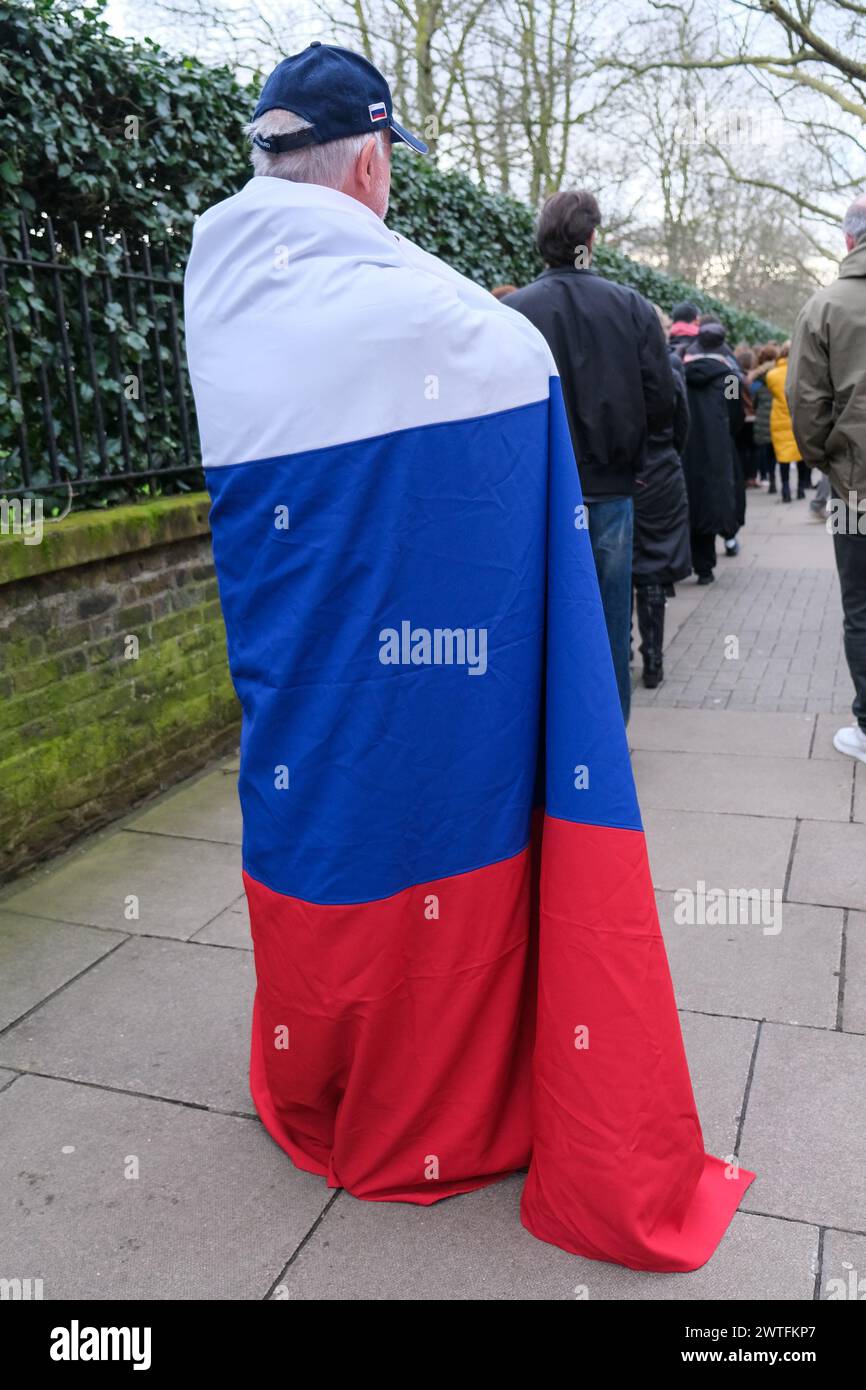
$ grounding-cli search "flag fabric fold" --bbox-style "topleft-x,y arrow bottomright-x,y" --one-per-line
185,176 -> 754,1272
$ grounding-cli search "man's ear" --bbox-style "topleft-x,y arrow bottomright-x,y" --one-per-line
358,135 -> 378,189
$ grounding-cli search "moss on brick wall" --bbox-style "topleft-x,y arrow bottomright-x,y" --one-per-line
0,495 -> 239,880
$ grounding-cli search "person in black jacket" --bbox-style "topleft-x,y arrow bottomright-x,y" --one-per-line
632,313 -> 692,687
505,190 -> 676,723
681,322 -> 744,584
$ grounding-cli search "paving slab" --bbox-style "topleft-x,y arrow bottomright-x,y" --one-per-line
660,894 -> 842,1028
678,1012 -> 757,1157
191,894 -> 252,950
0,937 -> 255,1114
633,749 -> 852,822
740,1023 -> 866,1231
787,820 -> 866,911
643,809 -> 794,895
0,1073 -> 328,1300
743,532 -> 838,570
811,713 -> 860,759
125,769 -> 242,846
820,1229 -> 866,1300
271,1183 -> 815,1301
629,708 -> 814,759
842,910 -> 866,1035
2,832 -> 243,939
0,911 -> 127,1031
853,764 -> 866,824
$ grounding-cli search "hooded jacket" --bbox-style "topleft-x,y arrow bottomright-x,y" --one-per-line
765,357 -> 800,464
668,320 -> 699,354
681,353 -> 743,535
787,239 -> 866,508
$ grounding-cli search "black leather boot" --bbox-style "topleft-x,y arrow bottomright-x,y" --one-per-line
636,584 -> 666,689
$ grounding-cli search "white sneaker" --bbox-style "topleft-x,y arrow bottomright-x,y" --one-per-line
833,724 -> 866,763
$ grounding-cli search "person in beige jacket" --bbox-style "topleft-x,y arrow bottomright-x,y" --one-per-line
787,195 -> 866,763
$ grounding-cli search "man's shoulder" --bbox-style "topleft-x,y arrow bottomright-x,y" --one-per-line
798,272 -> 860,327
503,279 -> 547,310
507,268 -> 646,311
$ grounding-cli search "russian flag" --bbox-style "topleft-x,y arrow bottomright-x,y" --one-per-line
185,175 -> 754,1271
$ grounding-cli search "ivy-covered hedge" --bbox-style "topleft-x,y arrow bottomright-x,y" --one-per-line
0,0 -> 248,244
0,1 -> 784,511
0,0 -> 250,509
591,245 -> 785,344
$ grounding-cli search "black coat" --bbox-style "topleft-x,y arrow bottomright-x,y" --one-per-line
505,267 -> 676,497
681,354 -> 744,536
633,351 -> 692,584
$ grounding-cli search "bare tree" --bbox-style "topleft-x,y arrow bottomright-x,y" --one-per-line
605,0 -> 866,231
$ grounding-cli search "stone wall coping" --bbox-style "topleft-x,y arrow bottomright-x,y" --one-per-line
0,494 -> 212,587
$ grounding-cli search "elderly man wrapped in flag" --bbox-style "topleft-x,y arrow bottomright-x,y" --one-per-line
184,43 -> 754,1272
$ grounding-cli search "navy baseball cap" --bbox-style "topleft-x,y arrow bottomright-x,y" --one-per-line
252,42 -> 428,155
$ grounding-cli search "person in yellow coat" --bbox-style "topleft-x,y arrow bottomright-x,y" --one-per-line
765,344 -> 810,501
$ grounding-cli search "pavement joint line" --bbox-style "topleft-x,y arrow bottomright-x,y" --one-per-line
630,746 -> 829,765
807,714 -> 819,759
739,1207 -> 866,1243
0,905 -> 245,947
813,1227 -> 826,1302
182,933 -> 251,953
782,819 -> 801,904
189,891 -> 247,941
733,1019 -> 762,1162
644,806 -> 849,824
263,1190 -> 344,1300
0,1070 -> 21,1095
0,934 -> 131,1040
121,826 -> 242,849
850,764 -> 858,823
679,1006 -> 866,1039
0,905 -> 127,936
835,909 -> 849,1033
0,1067 -> 260,1122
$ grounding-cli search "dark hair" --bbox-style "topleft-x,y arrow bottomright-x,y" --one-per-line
696,321 -> 726,352
671,301 -> 699,322
536,190 -> 601,267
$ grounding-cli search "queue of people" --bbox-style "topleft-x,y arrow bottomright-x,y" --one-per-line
502,190 -> 866,767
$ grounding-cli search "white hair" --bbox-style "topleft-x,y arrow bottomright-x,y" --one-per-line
244,108 -> 387,189
842,197 -> 866,245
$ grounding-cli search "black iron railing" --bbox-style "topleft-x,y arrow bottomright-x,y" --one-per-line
0,213 -> 201,504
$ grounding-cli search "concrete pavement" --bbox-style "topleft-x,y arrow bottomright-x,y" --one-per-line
1,486 -> 863,1300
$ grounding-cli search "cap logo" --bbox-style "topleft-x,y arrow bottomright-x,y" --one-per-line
368,101 -> 388,123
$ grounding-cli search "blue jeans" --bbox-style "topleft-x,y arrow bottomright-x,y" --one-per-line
586,496 -> 634,724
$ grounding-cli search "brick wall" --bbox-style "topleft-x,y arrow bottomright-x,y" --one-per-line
0,495 -> 240,881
